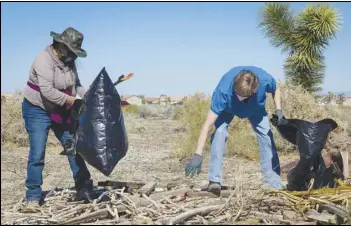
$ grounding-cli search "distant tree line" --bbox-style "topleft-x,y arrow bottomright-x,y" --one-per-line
323,92 -> 346,105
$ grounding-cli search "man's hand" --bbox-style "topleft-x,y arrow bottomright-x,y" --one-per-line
185,154 -> 203,177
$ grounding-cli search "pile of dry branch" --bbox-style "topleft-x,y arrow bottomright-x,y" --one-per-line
1,180 -> 350,225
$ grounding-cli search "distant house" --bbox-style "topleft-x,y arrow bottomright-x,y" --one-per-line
159,95 -> 170,105
144,97 -> 160,105
143,95 -> 187,105
121,95 -> 142,106
169,96 -> 187,105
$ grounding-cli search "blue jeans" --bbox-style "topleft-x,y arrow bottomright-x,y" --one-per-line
208,112 -> 281,189
22,98 -> 91,201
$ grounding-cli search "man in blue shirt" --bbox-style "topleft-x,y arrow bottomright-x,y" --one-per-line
185,66 -> 284,195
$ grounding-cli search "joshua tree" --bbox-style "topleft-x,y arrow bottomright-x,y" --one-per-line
259,2 -> 342,93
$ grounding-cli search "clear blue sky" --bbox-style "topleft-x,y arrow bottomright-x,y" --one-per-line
1,2 -> 351,96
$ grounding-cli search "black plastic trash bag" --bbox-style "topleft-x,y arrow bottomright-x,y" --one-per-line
75,67 -> 128,176
271,116 -> 339,191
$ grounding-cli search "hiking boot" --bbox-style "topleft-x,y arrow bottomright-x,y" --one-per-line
207,181 -> 221,196
22,200 -> 40,213
75,179 -> 95,203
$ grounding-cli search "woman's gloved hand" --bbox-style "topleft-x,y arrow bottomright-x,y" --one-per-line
185,153 -> 203,177
275,109 -> 286,125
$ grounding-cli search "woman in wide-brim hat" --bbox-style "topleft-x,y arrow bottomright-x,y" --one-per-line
22,27 -> 94,212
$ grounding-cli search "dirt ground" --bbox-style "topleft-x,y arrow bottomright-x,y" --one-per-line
1,116 -> 293,223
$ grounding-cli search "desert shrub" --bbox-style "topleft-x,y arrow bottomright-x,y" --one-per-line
173,81 -> 350,159
122,105 -> 140,116
1,93 -> 59,148
138,104 -> 172,118
336,93 -> 346,105
323,92 -> 334,104
333,105 -> 351,137
124,104 -> 176,119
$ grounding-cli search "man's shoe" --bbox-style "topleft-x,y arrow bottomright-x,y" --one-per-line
22,200 -> 40,213
207,181 -> 221,196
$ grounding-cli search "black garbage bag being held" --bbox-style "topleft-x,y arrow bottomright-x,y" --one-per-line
271,116 -> 338,191
75,67 -> 130,176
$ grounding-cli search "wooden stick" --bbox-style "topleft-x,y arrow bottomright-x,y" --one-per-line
167,205 -> 222,225
93,191 -> 109,205
230,205 -> 244,223
252,212 -> 294,225
113,207 -> 119,221
195,215 -> 208,224
106,204 -> 115,218
98,180 -> 145,190
214,185 -> 238,215
149,187 -> 192,202
305,209 -> 338,224
318,204 -> 351,219
116,221 -> 132,225
138,182 -> 157,196
62,209 -> 109,225
340,150 -> 349,180
212,214 -> 231,224
163,196 -> 186,212
56,210 -> 79,221
295,222 -> 317,225
186,190 -> 233,198
142,193 -> 160,209
143,207 -> 162,216
80,219 -> 121,225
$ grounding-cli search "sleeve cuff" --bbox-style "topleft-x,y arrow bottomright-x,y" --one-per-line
59,94 -> 69,107
210,107 -> 220,116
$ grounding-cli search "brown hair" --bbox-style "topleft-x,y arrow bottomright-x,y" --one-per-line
234,70 -> 259,97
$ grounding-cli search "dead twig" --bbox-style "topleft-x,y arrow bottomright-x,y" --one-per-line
62,209 -> 109,225
166,205 -> 222,225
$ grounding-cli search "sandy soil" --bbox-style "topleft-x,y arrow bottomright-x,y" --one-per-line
1,116 -> 295,225
2,116 -> 270,202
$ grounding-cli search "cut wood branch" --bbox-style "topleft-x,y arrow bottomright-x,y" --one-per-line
166,205 -> 222,225
138,182 -> 157,196
318,203 -> 351,219
252,211 -> 294,225
229,205 -> 244,223
163,197 -> 186,211
186,190 -> 233,198
305,209 -> 338,224
149,187 -> 192,202
62,209 -> 109,225
98,181 -> 146,190
142,193 -> 160,209
212,213 -> 231,224
214,185 -> 238,215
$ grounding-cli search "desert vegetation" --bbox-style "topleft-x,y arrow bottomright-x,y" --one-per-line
172,81 -> 351,159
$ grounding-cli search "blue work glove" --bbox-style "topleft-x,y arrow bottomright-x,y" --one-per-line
185,154 -> 203,177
